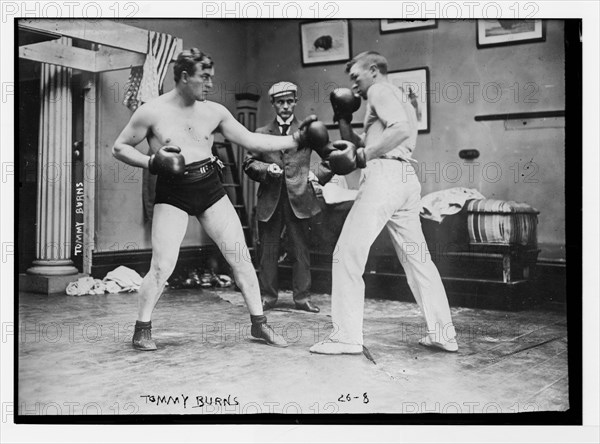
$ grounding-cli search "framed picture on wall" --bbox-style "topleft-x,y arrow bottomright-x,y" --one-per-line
380,19 -> 437,33
300,20 -> 351,66
388,67 -> 430,133
477,19 -> 545,48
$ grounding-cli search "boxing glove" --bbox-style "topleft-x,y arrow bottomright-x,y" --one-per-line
314,142 -> 337,160
330,88 -> 361,123
148,146 -> 186,176
328,140 -> 367,175
293,115 -> 329,152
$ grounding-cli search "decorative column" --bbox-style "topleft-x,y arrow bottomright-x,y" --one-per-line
234,93 -> 260,218
26,37 -> 78,277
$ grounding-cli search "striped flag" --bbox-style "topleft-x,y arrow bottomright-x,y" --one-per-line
123,31 -> 178,111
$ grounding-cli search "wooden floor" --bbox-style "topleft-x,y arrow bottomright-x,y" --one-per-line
17,287 -> 570,418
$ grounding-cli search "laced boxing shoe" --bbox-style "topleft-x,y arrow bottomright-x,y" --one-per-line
250,321 -> 288,348
132,322 -> 157,351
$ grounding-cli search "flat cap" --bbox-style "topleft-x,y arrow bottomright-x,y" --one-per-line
268,81 -> 298,98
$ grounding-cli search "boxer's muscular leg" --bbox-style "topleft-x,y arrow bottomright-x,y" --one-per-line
138,203 -> 189,321
198,195 -> 262,315
199,196 -> 287,347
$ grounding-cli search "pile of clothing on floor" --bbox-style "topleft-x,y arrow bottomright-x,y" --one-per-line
65,265 -> 235,295
66,266 -> 143,296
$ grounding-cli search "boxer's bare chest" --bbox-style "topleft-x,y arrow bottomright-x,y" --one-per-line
148,104 -> 218,163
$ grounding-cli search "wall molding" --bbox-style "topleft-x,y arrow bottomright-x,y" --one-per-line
474,110 -> 565,121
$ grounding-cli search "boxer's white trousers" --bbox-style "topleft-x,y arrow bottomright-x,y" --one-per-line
330,159 -> 457,345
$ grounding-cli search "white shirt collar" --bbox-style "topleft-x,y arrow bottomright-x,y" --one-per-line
276,115 -> 294,126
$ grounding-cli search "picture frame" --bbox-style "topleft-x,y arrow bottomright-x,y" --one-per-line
380,19 -> 437,33
477,19 -> 545,48
300,19 -> 351,66
387,67 -> 430,133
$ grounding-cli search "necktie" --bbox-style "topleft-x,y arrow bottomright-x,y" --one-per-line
280,124 -> 289,136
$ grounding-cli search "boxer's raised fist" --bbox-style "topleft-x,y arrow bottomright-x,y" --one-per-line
148,146 -> 186,176
330,88 -> 361,123
293,116 -> 329,152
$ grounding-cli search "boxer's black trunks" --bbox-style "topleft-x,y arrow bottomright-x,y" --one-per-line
154,158 -> 227,216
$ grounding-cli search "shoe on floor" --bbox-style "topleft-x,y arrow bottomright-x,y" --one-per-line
132,326 -> 157,351
309,339 -> 362,355
250,322 -> 288,348
294,301 -> 320,313
418,336 -> 458,352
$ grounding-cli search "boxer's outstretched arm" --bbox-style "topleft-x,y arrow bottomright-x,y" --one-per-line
217,105 -> 296,153
112,105 -> 153,169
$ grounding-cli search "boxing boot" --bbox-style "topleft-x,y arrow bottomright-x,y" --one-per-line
132,320 -> 157,351
250,315 -> 288,348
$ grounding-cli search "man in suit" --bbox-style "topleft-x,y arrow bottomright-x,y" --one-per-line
243,81 -> 324,313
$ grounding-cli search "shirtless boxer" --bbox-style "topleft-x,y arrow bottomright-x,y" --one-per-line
112,48 -> 326,350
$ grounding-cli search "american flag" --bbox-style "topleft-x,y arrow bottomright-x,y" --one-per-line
123,31 -> 179,111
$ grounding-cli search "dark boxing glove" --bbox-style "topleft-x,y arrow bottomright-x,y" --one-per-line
315,142 -> 337,160
330,88 -> 361,123
292,114 -> 318,146
293,115 -> 330,155
328,140 -> 367,175
148,146 -> 186,176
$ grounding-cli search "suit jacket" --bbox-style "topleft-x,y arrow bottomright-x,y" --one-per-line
243,117 -> 330,222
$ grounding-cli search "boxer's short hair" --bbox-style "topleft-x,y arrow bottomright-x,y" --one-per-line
346,51 -> 388,75
174,48 -> 214,83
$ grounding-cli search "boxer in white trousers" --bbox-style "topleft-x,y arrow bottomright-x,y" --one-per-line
310,51 -> 458,354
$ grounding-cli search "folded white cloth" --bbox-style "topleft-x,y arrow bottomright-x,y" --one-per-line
322,175 -> 359,204
66,266 -> 143,296
66,277 -> 105,296
420,187 -> 486,223
323,184 -> 359,204
103,266 -> 143,293
103,281 -> 123,294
